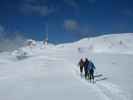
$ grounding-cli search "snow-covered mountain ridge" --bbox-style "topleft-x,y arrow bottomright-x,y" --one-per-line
2,33 -> 132,63
57,33 -> 133,54
11,33 -> 133,55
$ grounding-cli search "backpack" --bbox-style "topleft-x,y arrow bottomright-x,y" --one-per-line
89,61 -> 96,70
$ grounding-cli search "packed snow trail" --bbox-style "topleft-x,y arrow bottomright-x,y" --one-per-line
0,45 -> 132,100
71,62 -> 131,100
96,81 -> 131,100
56,47 -> 132,100
0,48 -> 105,100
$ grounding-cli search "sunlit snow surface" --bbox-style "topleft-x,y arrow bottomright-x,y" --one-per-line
0,33 -> 133,100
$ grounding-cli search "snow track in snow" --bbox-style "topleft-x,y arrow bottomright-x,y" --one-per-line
72,66 -> 111,100
71,64 -> 110,100
36,47 -> 133,100
72,63 -> 131,100
96,81 -> 131,100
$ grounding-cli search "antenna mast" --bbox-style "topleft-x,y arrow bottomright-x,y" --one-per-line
44,23 -> 48,46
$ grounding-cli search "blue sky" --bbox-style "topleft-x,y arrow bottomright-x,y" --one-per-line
0,0 -> 133,43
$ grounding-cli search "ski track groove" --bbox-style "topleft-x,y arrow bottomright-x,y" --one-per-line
72,64 -> 111,100
19,49 -> 131,100
96,81 -> 131,100
71,62 -> 130,100
50,51 -> 128,100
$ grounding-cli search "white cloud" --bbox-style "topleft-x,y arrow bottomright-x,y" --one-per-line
64,20 -> 95,37
64,19 -> 79,32
64,0 -> 78,9
0,32 -> 26,52
0,25 -> 5,38
21,0 -> 55,16
0,36 -> 25,52
122,9 -> 133,16
0,25 -> 26,52
21,4 -> 55,16
0,25 -> 4,33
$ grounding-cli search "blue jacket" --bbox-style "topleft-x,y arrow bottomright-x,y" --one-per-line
88,61 -> 96,71
84,60 -> 95,72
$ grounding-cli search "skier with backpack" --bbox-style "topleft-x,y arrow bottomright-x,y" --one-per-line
84,58 -> 90,79
88,60 -> 96,83
84,58 -> 96,83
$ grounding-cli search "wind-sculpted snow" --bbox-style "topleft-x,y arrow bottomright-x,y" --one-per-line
0,33 -> 133,100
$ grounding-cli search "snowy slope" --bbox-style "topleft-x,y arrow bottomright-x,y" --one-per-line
57,33 -> 133,54
0,33 -> 133,100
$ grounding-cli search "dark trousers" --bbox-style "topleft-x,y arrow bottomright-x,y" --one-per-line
80,66 -> 83,73
89,69 -> 94,80
85,71 -> 88,79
